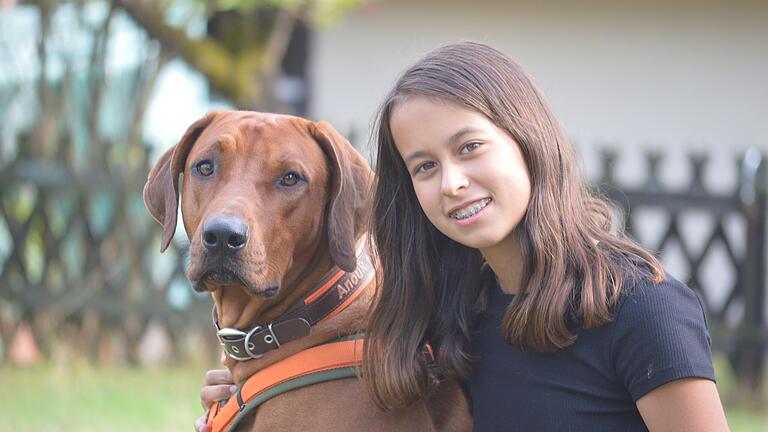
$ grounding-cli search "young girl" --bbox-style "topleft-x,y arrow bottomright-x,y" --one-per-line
197,42 -> 729,431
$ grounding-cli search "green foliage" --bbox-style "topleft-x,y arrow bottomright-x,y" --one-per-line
191,0 -> 369,24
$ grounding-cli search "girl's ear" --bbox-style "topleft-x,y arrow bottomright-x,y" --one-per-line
143,111 -> 220,252
310,120 -> 374,272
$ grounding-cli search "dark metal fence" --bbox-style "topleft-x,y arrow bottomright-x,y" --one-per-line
599,149 -> 767,394
0,155 -> 214,365
0,2 -> 222,366
1,145 -> 766,391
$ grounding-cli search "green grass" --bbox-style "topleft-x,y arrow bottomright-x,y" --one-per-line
711,354 -> 768,432
0,357 -> 765,431
0,362 -> 205,432
726,408 -> 768,432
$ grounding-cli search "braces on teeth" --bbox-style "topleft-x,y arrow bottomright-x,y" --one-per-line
452,198 -> 491,220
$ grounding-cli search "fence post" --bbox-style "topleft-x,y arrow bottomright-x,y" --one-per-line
736,147 -> 766,400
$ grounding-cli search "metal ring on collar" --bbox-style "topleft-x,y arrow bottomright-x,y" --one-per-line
244,326 -> 264,359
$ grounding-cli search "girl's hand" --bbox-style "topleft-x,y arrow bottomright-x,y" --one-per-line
194,355 -> 237,432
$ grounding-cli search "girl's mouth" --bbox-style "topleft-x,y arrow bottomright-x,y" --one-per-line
449,198 -> 492,224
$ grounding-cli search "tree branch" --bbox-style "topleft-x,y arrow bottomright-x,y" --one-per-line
86,0 -> 117,168
262,4 -> 301,79
116,0 -> 264,107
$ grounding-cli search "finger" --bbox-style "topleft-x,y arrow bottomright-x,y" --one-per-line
220,351 -> 227,364
200,384 -> 238,409
194,414 -> 210,432
204,369 -> 234,386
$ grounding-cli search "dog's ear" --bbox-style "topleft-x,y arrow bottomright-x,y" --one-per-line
143,112 -> 219,252
310,120 -> 374,272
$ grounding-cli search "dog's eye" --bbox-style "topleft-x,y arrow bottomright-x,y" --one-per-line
195,160 -> 214,177
279,172 -> 302,187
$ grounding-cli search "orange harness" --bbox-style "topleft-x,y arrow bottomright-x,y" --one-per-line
207,337 -> 365,432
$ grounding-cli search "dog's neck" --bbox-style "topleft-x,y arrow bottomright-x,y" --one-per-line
219,238 -> 374,383
212,234 -> 340,329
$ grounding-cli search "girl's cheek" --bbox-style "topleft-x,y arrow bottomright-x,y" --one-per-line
414,191 -> 429,213
411,183 -> 425,203
413,189 -> 438,223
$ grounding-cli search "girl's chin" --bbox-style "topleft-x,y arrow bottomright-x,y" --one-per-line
444,231 -> 505,249
440,224 -> 519,250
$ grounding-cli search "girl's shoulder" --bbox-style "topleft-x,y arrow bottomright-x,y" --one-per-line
609,271 -> 715,401
616,271 -> 707,324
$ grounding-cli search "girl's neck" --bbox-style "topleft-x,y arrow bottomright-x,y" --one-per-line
480,230 -> 525,295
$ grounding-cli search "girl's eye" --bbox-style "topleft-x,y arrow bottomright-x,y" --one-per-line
279,172 -> 302,187
195,160 -> 214,177
415,161 -> 436,175
460,142 -> 481,154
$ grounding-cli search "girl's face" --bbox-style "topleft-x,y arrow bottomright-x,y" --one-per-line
391,96 -> 531,251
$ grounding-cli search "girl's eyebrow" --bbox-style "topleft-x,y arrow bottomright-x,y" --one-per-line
403,127 -> 485,164
404,150 -> 428,165
447,126 -> 484,145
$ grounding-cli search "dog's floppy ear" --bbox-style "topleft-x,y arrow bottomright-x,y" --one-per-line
143,112 -> 219,252
310,120 -> 374,272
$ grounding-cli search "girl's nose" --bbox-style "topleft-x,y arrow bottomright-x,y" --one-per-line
441,164 -> 469,196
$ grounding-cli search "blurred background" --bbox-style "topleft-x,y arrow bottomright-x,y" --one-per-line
0,0 -> 766,430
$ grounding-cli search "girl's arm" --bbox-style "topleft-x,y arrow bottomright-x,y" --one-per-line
636,377 -> 729,432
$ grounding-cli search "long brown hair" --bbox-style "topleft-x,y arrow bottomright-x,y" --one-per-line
363,41 -> 663,410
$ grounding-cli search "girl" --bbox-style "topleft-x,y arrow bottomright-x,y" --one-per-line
197,42 -> 729,431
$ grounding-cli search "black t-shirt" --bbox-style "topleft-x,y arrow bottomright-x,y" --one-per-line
469,273 -> 715,431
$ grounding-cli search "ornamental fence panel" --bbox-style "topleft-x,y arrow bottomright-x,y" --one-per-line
1,138 -> 766,393
597,149 -> 767,395
0,149 -> 216,366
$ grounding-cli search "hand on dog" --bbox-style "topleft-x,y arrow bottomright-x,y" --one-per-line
195,352 -> 236,432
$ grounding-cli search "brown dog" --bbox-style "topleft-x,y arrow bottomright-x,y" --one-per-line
143,111 -> 470,431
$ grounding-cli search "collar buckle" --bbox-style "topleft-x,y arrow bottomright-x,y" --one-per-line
216,327 -> 253,361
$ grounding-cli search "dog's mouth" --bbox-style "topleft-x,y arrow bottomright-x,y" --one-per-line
192,267 -> 245,292
192,266 -> 279,298
204,269 -> 243,285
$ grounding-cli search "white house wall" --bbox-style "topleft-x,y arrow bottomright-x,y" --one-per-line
308,0 -> 768,319
309,0 -> 768,190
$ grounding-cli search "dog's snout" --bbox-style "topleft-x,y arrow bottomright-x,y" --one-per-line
202,217 -> 249,254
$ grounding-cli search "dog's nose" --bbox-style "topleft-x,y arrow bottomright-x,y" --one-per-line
202,217 -> 249,254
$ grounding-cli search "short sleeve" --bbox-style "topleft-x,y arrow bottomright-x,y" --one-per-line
610,274 -> 716,401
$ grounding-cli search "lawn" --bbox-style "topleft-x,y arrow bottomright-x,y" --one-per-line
0,362 -> 204,432
709,355 -> 768,432
0,357 -> 765,431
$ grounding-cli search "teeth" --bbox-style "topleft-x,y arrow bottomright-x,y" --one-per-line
450,198 -> 492,220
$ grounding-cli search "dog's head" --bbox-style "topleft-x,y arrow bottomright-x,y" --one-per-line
143,111 -> 372,327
